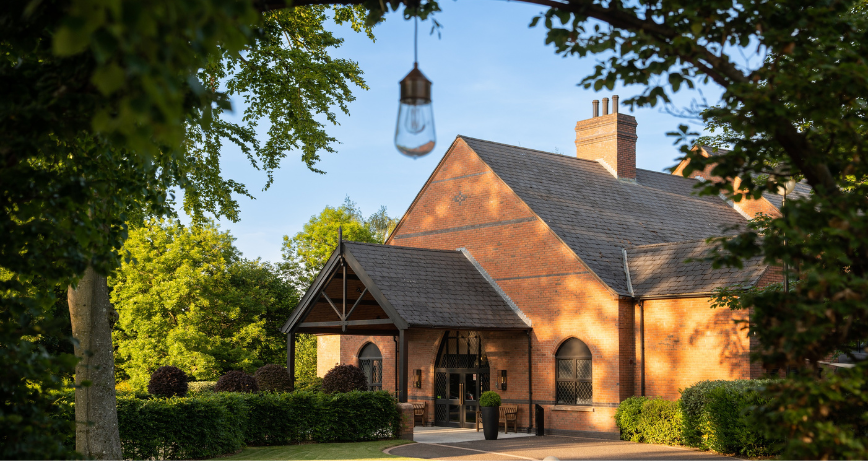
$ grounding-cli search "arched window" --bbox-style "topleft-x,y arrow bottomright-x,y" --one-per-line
359,343 -> 383,391
555,338 -> 592,405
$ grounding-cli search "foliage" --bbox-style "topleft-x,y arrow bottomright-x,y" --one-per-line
188,381 -> 217,394
2,0 -> 372,455
614,396 -> 647,442
147,366 -> 189,398
215,371 -> 260,393
110,220 -> 300,390
700,383 -> 777,457
295,376 -> 324,393
614,397 -> 681,445
255,364 -> 294,392
54,390 -> 400,458
295,333 -> 318,382
479,391 -> 502,407
678,380 -> 779,456
322,364 -> 369,393
0,273 -> 79,459
281,197 -> 398,288
637,399 -> 682,446
750,368 -> 868,459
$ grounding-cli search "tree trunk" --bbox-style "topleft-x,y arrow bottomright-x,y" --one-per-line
68,266 -> 122,460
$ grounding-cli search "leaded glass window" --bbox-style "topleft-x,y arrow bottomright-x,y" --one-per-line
359,342 -> 383,391
555,338 -> 592,405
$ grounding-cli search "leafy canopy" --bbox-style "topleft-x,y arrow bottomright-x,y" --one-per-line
281,197 -> 397,287
110,220 -> 301,390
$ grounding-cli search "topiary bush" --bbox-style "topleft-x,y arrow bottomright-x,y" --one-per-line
254,364 -> 293,392
148,366 -> 189,397
479,391 -> 501,407
215,371 -> 259,393
322,364 -> 369,393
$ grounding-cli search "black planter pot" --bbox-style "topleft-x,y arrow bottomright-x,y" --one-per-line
481,406 -> 499,440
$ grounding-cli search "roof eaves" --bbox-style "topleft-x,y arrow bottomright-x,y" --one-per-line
458,247 -> 532,328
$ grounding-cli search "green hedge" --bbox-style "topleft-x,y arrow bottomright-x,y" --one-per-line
614,397 -> 681,445
616,380 -> 779,457
55,390 -> 401,459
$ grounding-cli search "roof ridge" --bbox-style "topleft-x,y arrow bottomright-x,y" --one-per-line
458,135 -> 600,165
627,239 -> 716,250
460,135 -> 704,179
344,240 -> 460,254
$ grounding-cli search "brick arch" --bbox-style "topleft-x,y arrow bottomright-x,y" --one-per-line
550,335 -> 598,358
355,340 -> 382,360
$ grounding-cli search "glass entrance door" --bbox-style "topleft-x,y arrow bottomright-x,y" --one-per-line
433,331 -> 489,428
440,372 -> 479,428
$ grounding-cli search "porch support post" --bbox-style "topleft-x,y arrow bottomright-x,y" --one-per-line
527,330 -> 534,433
287,331 -> 296,390
398,329 -> 409,403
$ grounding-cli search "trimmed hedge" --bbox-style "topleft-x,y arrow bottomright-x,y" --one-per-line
614,397 -> 681,445
616,380 -> 779,457
54,390 -> 401,459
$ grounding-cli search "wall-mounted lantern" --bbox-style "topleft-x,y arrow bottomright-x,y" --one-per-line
414,369 -> 422,388
500,370 -> 507,391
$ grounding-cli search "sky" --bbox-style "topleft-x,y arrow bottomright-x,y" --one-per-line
193,1 -> 724,264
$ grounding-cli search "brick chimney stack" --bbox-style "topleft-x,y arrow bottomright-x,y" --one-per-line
575,95 -> 638,180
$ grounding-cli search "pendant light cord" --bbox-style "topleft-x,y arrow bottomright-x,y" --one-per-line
414,14 -> 418,64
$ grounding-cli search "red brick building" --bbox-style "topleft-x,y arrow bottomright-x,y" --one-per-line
281,97 -> 789,438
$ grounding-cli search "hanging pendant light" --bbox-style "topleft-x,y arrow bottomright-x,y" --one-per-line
395,15 -> 436,158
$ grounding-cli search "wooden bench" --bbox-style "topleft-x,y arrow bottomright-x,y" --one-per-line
412,403 -> 427,427
474,404 -> 519,433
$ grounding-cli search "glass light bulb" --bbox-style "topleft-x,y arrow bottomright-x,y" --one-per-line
395,99 -> 436,158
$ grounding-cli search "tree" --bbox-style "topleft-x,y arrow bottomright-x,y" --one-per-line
281,197 -> 397,287
2,1 -> 372,457
110,220 -> 300,390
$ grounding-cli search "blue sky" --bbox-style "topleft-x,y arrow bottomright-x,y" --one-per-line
196,1 -> 723,263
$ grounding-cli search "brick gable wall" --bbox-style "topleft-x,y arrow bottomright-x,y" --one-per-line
317,137 -> 758,435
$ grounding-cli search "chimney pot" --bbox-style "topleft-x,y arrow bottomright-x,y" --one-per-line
592,100 -> 600,118
612,95 -> 619,114
602,97 -> 609,116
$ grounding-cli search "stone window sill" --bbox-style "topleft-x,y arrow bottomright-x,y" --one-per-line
552,405 -> 594,412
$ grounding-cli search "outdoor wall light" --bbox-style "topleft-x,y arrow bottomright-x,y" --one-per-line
414,369 -> 422,388
395,15 -> 435,158
500,370 -> 507,391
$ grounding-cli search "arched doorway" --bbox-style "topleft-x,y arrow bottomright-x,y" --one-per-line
434,331 -> 490,428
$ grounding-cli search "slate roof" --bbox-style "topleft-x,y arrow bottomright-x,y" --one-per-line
345,242 -> 531,329
462,136 -> 752,296
626,240 -> 768,297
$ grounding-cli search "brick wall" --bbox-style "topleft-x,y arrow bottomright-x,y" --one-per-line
639,297 -> 750,399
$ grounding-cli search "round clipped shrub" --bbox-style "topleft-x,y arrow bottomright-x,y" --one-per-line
321,364 -> 369,393
147,366 -> 189,397
479,391 -> 501,407
255,364 -> 293,392
215,370 -> 259,393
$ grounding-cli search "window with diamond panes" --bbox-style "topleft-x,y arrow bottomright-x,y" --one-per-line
359,342 -> 383,391
555,338 -> 592,405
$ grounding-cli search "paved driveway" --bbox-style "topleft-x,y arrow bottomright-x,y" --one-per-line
389,429 -> 731,460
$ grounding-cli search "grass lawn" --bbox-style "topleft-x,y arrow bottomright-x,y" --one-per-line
218,440 -> 415,460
